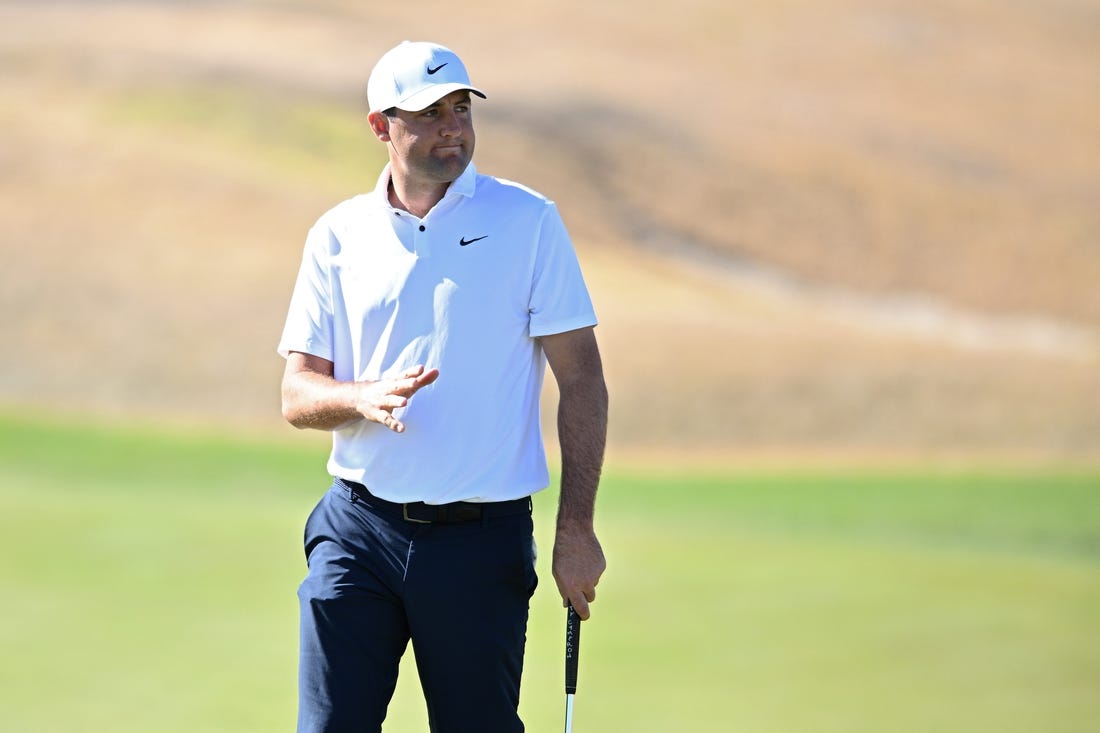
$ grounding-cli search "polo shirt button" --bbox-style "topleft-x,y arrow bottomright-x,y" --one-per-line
419,225 -> 425,232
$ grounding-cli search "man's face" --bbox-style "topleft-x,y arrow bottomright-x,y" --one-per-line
380,90 -> 475,185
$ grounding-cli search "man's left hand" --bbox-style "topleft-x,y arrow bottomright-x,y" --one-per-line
552,522 -> 606,620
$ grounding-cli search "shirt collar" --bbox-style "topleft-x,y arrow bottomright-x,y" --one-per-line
447,162 -> 477,199
372,162 -> 478,207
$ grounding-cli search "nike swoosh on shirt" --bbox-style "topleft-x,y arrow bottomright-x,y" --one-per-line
427,63 -> 448,75
459,235 -> 488,247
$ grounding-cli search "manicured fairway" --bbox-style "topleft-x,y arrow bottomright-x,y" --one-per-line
1,414 -> 1097,732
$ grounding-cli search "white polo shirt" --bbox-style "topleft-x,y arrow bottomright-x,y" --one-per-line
278,163 -> 597,503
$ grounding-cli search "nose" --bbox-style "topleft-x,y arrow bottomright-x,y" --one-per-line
439,107 -> 461,137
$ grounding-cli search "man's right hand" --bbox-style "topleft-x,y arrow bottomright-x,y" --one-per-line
282,352 -> 438,432
355,364 -> 440,433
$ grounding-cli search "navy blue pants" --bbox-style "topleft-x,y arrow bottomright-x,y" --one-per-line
297,479 -> 538,733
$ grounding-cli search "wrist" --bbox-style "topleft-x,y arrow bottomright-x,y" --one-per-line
556,516 -> 595,534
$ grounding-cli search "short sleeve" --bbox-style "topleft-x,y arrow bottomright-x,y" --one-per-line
277,221 -> 335,360
527,203 -> 597,338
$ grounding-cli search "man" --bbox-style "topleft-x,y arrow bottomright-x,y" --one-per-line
277,40 -> 607,733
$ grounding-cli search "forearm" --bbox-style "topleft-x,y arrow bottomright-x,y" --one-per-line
282,354 -> 439,433
541,327 -> 608,617
281,369 -> 363,431
555,374 -> 608,529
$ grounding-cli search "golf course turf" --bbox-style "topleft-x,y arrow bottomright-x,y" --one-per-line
1,413 -> 1097,732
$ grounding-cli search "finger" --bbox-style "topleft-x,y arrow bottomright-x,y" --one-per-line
402,369 -> 439,394
392,369 -> 439,397
378,394 -> 408,410
366,407 -> 405,433
568,593 -> 592,620
397,365 -> 439,386
362,395 -> 407,413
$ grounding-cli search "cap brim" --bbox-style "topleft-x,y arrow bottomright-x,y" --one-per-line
395,83 -> 487,112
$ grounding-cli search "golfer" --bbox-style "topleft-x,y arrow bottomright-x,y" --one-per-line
278,41 -> 607,733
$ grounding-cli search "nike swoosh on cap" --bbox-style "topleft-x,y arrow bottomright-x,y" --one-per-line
427,63 -> 448,75
459,235 -> 488,246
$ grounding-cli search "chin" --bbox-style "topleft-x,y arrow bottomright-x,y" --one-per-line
434,156 -> 471,179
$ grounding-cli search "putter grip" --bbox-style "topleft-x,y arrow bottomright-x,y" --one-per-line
565,604 -> 581,694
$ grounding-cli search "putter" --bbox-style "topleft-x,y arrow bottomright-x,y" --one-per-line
564,603 -> 581,733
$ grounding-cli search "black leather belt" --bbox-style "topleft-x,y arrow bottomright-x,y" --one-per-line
338,478 -> 532,524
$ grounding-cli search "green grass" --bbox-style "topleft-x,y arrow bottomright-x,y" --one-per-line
1,413 -> 1098,732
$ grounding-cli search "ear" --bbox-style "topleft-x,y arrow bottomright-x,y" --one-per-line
367,111 -> 391,142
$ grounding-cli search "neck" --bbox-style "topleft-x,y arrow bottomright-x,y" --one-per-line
388,170 -> 449,219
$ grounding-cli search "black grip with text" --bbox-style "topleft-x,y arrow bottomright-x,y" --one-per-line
565,604 -> 581,694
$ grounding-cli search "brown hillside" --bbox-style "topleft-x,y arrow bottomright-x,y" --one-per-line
1,0 -> 1097,460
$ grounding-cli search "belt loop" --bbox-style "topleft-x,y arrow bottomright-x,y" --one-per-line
340,478 -> 357,503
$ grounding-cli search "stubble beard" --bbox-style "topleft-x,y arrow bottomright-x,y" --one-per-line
388,132 -> 475,198
420,138 -> 474,184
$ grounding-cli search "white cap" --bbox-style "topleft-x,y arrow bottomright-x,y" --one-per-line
367,41 -> 486,113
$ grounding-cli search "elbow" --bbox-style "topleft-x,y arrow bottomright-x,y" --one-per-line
280,384 -> 308,429
560,371 -> 608,415
594,373 -> 609,405
283,406 -> 315,431
281,401 -> 303,429
595,378 -> 609,420
582,375 -> 608,413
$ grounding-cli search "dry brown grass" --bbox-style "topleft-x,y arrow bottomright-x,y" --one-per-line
1,0 -> 1097,459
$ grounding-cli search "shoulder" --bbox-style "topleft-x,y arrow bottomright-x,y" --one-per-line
314,193 -> 376,228
306,193 -> 382,242
299,193 -> 381,258
472,172 -> 557,214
